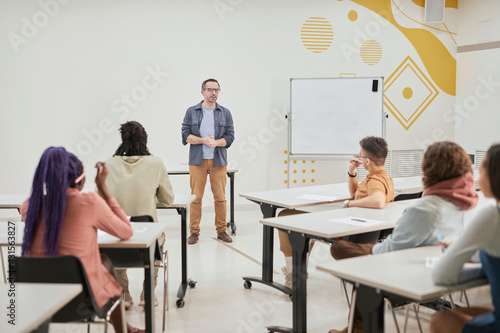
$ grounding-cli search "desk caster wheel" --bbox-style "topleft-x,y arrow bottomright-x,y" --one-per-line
243,280 -> 252,289
188,280 -> 197,288
176,298 -> 185,308
231,230 -> 236,236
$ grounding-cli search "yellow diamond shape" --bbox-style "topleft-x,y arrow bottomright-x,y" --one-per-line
384,56 -> 439,130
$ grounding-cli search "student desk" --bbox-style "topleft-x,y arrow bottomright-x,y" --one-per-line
0,283 -> 82,333
0,194 -> 27,209
82,222 -> 167,333
239,183 -> 351,295
323,246 -> 488,333
0,222 -> 166,333
259,203 -> 409,333
158,194 -> 196,308
167,165 -> 239,235
393,176 -> 423,194
0,193 -> 196,308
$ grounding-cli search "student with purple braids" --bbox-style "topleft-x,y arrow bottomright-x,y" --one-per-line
20,147 -> 144,333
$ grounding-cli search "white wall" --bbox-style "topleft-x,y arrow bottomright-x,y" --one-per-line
457,0 -> 500,44
455,0 -> 500,153
0,0 -> 460,205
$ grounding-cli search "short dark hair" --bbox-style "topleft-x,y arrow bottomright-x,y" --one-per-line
484,143 -> 500,200
201,78 -> 219,90
422,141 -> 472,189
114,121 -> 151,156
359,136 -> 388,166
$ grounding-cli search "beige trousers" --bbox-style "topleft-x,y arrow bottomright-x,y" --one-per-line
189,160 -> 227,234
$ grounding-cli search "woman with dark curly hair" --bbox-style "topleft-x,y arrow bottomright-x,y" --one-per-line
329,141 -> 479,333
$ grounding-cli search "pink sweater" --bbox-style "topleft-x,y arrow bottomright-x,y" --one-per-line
21,188 -> 133,308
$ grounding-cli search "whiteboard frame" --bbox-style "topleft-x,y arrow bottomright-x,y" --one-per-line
289,77 -> 385,157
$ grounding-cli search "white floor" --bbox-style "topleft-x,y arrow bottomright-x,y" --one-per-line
37,207 -> 493,332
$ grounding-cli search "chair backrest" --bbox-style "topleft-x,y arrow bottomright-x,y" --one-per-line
130,215 -> 154,222
15,255 -> 109,322
394,191 -> 423,201
479,250 -> 500,330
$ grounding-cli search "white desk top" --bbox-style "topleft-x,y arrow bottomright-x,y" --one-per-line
0,282 -> 82,333
158,194 -> 195,209
0,193 -> 193,210
393,176 -> 423,194
0,194 -> 28,209
321,246 -> 487,302
241,183 -> 352,209
240,177 -> 429,210
98,222 -> 167,249
260,202 -> 408,239
0,222 -> 167,249
167,164 -> 239,174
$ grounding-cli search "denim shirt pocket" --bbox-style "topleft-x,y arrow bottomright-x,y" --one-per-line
217,120 -> 227,138
191,112 -> 202,135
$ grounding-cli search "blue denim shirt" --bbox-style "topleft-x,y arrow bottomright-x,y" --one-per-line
181,101 -> 234,167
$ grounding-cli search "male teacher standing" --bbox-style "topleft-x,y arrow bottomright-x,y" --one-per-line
182,78 -> 235,244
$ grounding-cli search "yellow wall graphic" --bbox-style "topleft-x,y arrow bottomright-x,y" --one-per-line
384,56 -> 439,130
283,150 -> 316,185
351,0 -> 456,96
360,40 -> 382,65
300,17 -> 334,54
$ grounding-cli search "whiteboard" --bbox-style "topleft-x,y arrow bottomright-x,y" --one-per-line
290,77 -> 384,155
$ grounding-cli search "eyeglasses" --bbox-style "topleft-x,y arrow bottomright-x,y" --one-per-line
353,154 -> 369,160
204,88 -> 221,93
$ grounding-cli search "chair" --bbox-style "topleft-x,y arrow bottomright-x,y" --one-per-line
103,215 -> 169,332
341,282 -> 423,333
378,191 -> 423,240
15,255 -> 124,333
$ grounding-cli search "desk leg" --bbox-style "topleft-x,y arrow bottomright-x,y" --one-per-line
143,244 -> 156,333
227,171 -> 237,236
242,203 -> 291,295
176,207 -> 196,308
357,285 -> 384,333
267,231 -> 309,333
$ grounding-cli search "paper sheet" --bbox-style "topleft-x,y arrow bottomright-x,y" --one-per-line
328,216 -> 386,226
97,230 -> 120,242
296,194 -> 338,202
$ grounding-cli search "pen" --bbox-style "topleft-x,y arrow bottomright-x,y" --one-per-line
350,218 -> 366,222
436,233 -> 446,251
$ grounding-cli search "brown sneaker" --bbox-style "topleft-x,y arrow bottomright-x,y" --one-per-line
187,233 -> 199,245
217,231 -> 233,243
